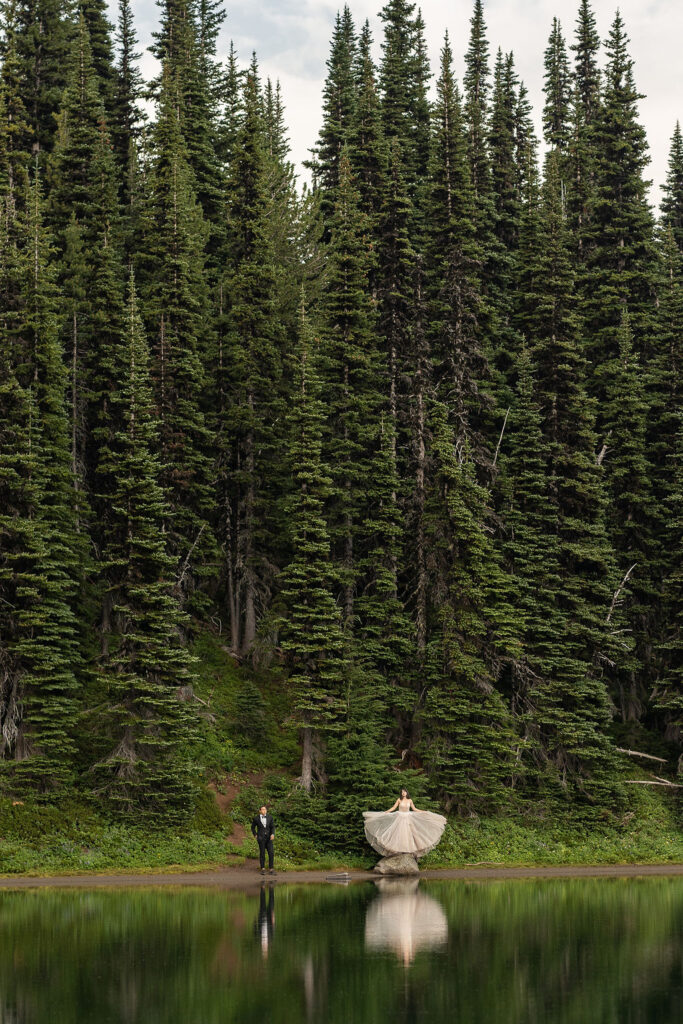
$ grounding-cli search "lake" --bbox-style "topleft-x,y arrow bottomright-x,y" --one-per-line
0,877 -> 681,1023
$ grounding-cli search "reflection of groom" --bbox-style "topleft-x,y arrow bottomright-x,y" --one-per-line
251,804 -> 275,873
255,885 -> 275,958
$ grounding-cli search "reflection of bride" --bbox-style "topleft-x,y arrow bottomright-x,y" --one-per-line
365,879 -> 448,966
363,788 -> 447,858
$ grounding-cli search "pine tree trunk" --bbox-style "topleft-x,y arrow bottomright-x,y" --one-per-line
242,421 -> 256,653
301,726 -> 313,792
415,378 -> 428,655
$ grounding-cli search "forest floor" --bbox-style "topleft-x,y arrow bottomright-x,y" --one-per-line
0,862 -> 682,889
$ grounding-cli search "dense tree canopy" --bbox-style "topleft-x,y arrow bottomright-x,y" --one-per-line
0,0 -> 680,825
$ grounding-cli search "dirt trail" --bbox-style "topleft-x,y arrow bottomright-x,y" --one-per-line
0,862 -> 681,891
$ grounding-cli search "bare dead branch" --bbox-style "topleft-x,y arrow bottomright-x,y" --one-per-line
176,524 -> 206,590
616,747 -> 667,764
623,780 -> 682,788
596,429 -> 612,466
492,407 -> 510,468
606,563 -> 637,624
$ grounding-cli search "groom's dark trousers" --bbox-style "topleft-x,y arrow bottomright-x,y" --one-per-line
251,814 -> 275,869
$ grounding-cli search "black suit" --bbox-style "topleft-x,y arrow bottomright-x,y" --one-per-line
251,813 -> 275,869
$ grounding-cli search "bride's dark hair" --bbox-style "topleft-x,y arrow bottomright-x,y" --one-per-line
399,787 -> 409,799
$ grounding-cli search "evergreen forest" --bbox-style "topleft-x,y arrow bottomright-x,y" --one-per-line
0,0 -> 681,860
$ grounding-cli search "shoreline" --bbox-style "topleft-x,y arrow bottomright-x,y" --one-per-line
1,861 -> 681,890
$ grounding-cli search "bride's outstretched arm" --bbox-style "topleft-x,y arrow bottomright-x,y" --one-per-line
385,799 -> 399,812
409,799 -> 423,812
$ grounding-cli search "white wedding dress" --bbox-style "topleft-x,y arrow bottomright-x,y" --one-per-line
363,807 -> 447,858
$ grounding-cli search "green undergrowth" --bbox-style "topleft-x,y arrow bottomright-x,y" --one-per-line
1,631 -> 680,877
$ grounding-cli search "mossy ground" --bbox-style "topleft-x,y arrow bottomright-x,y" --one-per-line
1,631 -> 680,877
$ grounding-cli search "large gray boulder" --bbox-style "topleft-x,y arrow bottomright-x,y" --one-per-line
373,854 -> 419,876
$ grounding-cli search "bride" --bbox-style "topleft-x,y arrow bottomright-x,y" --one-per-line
363,788 -> 447,858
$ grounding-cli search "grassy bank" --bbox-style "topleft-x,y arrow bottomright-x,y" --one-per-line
1,785 -> 680,878
1,632 -> 680,878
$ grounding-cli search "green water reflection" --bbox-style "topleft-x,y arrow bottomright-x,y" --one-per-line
0,877 -> 681,1023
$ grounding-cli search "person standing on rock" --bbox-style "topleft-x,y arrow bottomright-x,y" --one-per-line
363,788 -> 446,868
251,804 -> 276,874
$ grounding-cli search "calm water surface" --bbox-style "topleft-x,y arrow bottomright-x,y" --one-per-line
0,877 -> 681,1023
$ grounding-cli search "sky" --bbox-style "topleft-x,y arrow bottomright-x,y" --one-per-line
111,1 -> 683,205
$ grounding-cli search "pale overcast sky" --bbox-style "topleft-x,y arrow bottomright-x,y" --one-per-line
110,1 -> 683,206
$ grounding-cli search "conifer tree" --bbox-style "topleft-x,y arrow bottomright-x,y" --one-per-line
499,348 -> 563,785
92,275 -> 196,817
312,6 -> 357,228
80,0 -> 117,114
278,303 -> 347,792
543,17 -> 572,153
217,40 -> 244,168
661,122 -> 683,253
426,34 -> 491,464
150,0 -> 223,223
579,11 -> 656,411
603,310 -> 655,722
525,152 -> 623,798
489,50 -> 520,259
13,0 -> 71,156
653,421 -> 682,767
420,406 -> 520,812
219,61 -> 286,653
140,63 -> 216,600
348,20 -> 386,227
111,0 -> 146,223
0,150 -> 80,790
376,138 -> 414,473
463,0 -> 493,221
194,0 -> 227,109
378,0 -> 430,200
572,0 -> 601,123
648,228 -> 683,721
320,148 -> 380,629
566,0 -> 601,259
47,14 -> 125,522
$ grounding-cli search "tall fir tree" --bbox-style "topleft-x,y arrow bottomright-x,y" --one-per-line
420,405 -> 520,813
111,0 -> 146,229
378,0 -> 430,201
525,152 -> 623,800
278,302 -> 347,792
463,0 -> 493,224
661,122 -> 683,253
219,60 -> 286,653
80,0 -> 117,115
0,145 -> 80,790
320,148 -> 381,631
92,274 -> 196,818
603,309 -> 655,723
140,62 -> 217,602
543,17 -> 572,154
426,34 -> 492,464
47,13 -> 126,529
566,0 -> 601,261
579,11 -> 656,411
349,20 -> 386,227
652,420 -> 682,770
311,6 -> 357,229
13,0 -> 71,156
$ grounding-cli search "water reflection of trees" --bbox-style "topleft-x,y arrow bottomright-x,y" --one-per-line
0,878 -> 680,1023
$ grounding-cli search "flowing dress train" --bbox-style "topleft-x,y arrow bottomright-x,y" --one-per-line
362,809 -> 447,858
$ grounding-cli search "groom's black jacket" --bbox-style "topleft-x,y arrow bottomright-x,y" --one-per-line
251,813 -> 275,841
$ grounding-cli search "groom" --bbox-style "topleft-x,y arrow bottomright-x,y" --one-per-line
251,804 -> 275,874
